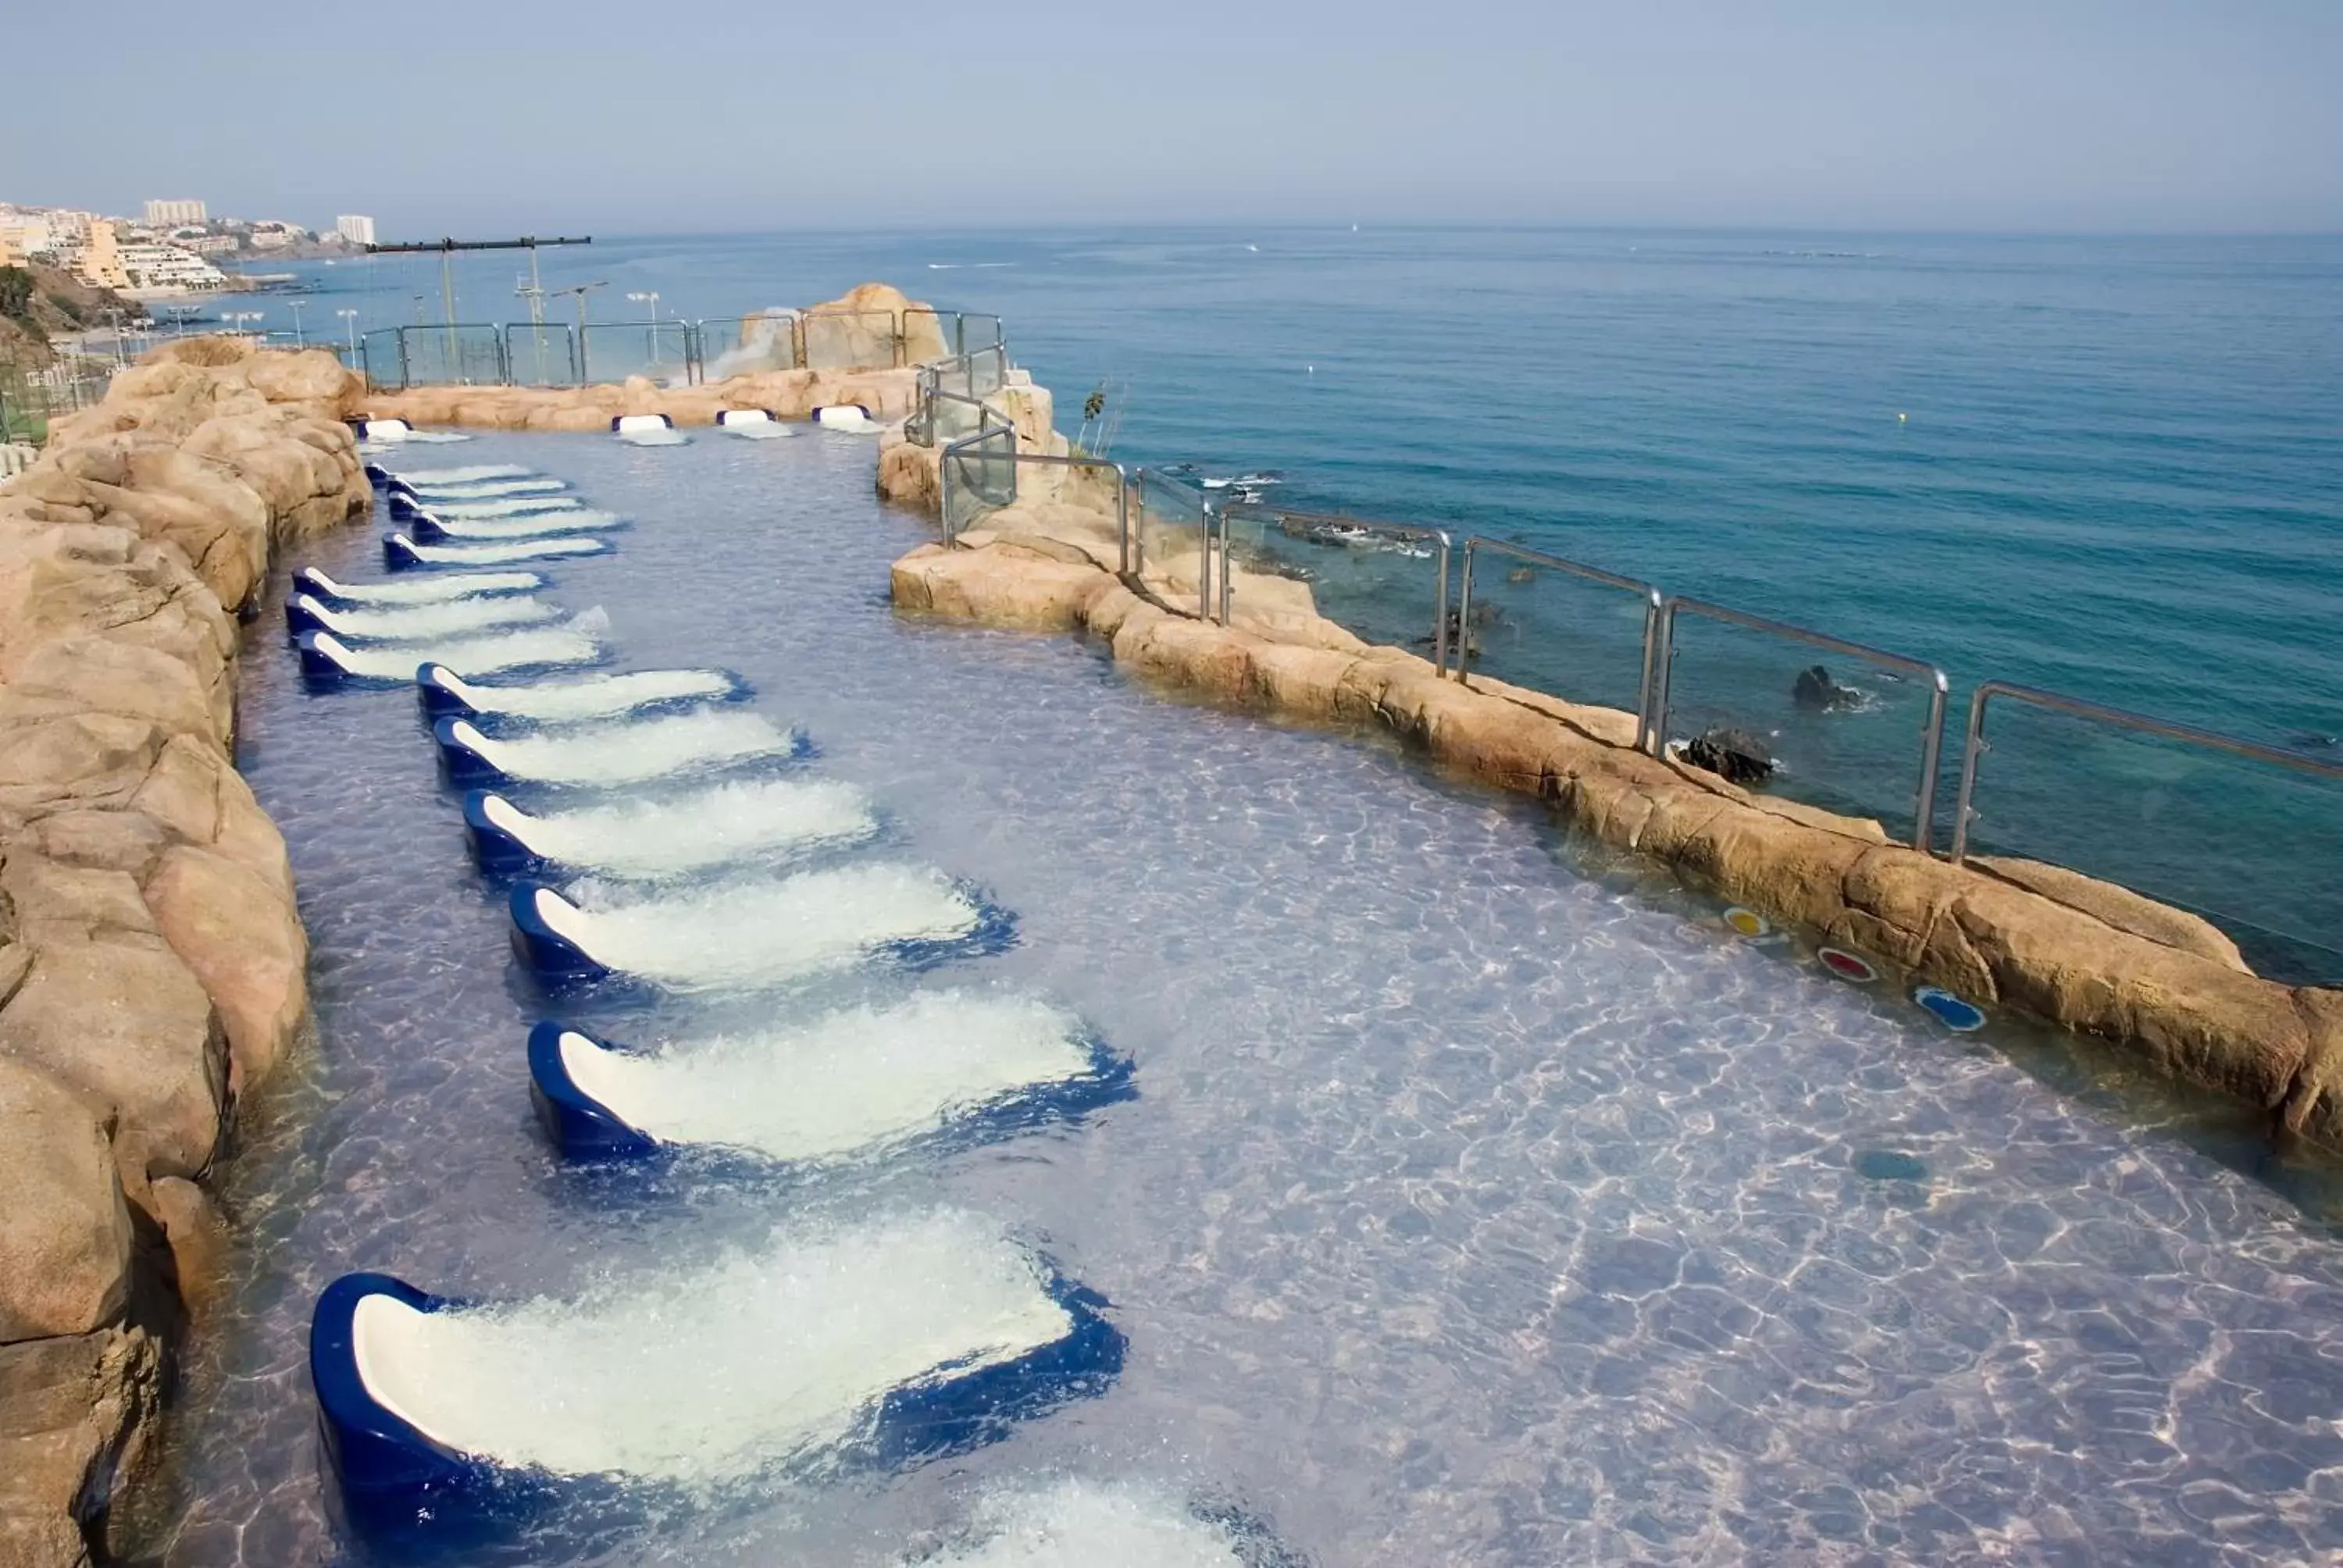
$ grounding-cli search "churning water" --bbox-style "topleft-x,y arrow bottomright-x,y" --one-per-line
421,665 -> 735,724
291,594 -> 559,642
300,568 -> 544,604
307,624 -> 603,682
557,991 -> 1104,1164
448,708 -> 800,788
542,864 -> 987,991
490,776 -> 876,878
132,430 -> 2343,1566
389,533 -> 610,567
417,509 -> 622,540
355,1209 -> 1075,1488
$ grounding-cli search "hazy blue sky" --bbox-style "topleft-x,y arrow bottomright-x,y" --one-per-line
9,0 -> 2340,235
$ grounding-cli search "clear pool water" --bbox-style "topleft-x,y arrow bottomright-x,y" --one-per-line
127,430 -> 2343,1565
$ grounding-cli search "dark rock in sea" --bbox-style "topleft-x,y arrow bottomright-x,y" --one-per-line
1682,727 -> 1774,786
1794,664 -> 1863,711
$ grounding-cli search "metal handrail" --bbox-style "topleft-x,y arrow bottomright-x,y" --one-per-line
975,451 -> 1134,569
936,413 -> 1018,542
1650,596 -> 1949,852
1950,681 -> 2343,864
1228,505 -> 1453,671
1453,538 -> 1657,732
1130,468 -> 1220,622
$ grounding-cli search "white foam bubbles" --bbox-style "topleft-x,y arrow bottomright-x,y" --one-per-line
385,463 -> 528,483
430,668 -> 733,723
457,709 -> 797,787
304,569 -> 542,604
397,534 -> 608,565
405,476 -> 566,500
353,1210 -> 1072,1486
424,495 -> 585,520
494,776 -> 874,876
551,864 -> 985,989
911,1480 -> 1253,1568
295,593 -> 559,642
420,508 -> 619,540
560,992 -> 1093,1162
314,625 -> 601,680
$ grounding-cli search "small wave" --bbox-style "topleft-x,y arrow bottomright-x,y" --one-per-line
492,776 -> 874,878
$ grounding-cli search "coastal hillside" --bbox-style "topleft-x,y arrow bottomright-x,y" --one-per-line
0,265 -> 147,369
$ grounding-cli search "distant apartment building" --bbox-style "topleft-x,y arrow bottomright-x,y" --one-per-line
45,210 -> 97,251
144,198 -> 208,227
335,214 -> 377,247
77,221 -> 130,290
116,244 -> 229,294
246,222 -> 303,250
179,233 -> 239,257
0,215 -> 43,267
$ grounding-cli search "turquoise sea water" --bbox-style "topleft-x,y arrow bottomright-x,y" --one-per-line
237,229 -> 2343,971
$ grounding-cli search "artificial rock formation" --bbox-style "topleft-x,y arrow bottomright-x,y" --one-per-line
359,281 -> 940,433
881,404 -> 2343,1161
0,337 -> 369,1566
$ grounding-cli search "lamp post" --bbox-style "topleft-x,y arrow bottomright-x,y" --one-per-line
626,290 -> 661,369
287,299 -> 306,346
556,281 -> 608,381
337,308 -> 359,352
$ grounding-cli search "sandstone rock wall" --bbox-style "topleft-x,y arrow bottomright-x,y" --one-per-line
362,364 -> 920,433
0,338 -> 369,1566
886,448 -> 2343,1164
359,282 -> 958,434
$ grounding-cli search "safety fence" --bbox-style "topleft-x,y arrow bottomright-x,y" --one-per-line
0,354 -> 114,444
1179,506 -> 2338,980
351,308 -> 1005,391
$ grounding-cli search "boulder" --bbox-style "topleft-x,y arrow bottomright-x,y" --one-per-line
1972,854 -> 2249,972
0,936 -> 226,1188
0,1327 -> 162,1568
1682,726 -> 1774,786
1792,663 -> 1863,711
0,1058 -> 134,1342
142,846 -> 307,1088
147,1177 -> 226,1310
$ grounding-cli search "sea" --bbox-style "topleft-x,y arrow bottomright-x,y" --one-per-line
216,228 -> 2343,976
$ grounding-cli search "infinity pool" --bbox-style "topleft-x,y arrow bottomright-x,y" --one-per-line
125,429 -> 2343,1565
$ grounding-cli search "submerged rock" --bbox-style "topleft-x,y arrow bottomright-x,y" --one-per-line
1683,726 -> 1775,786
1793,663 -> 1863,711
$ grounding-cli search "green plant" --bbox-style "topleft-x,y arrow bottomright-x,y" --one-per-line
0,267 -> 34,323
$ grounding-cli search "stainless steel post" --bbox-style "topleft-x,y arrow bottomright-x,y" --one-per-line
1452,543 -> 1480,680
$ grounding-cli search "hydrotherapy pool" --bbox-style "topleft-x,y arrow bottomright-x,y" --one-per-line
123,428 -> 2343,1565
